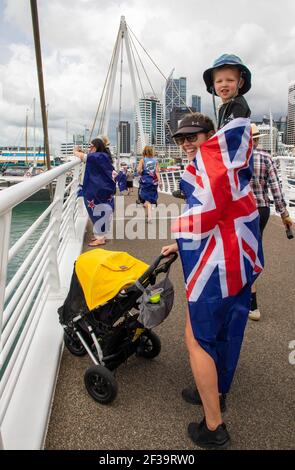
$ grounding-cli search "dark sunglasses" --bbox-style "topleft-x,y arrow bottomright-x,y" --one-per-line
174,133 -> 201,146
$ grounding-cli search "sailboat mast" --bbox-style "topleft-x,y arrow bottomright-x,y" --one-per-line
30,0 -> 51,171
25,109 -> 28,165
270,109 -> 274,158
33,97 -> 36,166
66,120 -> 68,161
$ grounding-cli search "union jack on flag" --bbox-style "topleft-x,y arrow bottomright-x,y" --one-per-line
173,118 -> 264,303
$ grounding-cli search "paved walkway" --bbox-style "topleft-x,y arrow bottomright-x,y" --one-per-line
45,192 -> 295,450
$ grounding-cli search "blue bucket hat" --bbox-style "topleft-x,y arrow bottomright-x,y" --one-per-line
203,54 -> 251,96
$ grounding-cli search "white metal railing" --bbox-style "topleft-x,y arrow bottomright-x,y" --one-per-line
0,159 -> 88,449
159,161 -> 295,220
160,171 -> 183,194
273,156 -> 295,219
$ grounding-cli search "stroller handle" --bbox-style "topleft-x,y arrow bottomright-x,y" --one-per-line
137,252 -> 178,287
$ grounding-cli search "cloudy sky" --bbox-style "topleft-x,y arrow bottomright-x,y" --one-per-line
1,0 -> 295,152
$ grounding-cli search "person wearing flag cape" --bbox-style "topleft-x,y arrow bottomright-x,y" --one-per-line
162,113 -> 263,448
74,138 -> 116,246
137,145 -> 162,223
116,165 -> 128,195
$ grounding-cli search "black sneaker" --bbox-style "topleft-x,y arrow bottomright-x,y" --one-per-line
182,387 -> 227,412
172,189 -> 186,199
188,419 -> 230,449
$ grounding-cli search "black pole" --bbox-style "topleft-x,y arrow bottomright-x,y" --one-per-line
30,0 -> 51,171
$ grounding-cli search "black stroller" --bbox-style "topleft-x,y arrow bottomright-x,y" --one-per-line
58,249 -> 177,404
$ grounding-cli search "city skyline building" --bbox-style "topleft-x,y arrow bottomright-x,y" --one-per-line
287,81 -> 295,146
117,120 -> 131,154
275,116 -> 287,144
60,133 -> 88,157
136,95 -> 164,152
168,106 -> 197,144
165,76 -> 187,119
256,123 -> 278,154
191,95 -> 201,112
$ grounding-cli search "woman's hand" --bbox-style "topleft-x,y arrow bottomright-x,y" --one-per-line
161,243 -> 178,257
74,146 -> 86,161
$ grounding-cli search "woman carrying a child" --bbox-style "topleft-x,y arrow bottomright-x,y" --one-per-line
162,110 -> 263,449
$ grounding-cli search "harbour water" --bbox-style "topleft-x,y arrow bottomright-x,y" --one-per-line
8,201 -> 50,284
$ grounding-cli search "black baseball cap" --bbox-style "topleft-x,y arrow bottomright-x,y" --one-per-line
172,114 -> 214,138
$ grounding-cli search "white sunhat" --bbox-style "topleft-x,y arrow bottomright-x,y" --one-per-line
251,123 -> 267,138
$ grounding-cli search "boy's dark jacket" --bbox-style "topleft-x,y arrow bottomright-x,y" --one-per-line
218,95 -> 250,129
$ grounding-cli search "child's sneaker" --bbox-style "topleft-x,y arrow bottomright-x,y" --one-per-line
188,418 -> 230,449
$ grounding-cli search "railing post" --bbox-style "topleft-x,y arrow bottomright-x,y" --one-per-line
67,166 -> 80,239
0,211 -> 12,344
164,174 -> 168,193
167,175 -> 171,194
75,163 -> 85,217
172,173 -> 177,192
0,211 -> 11,451
48,173 -> 67,291
161,174 -> 165,193
0,430 -> 4,449
75,163 -> 86,215
278,158 -> 289,201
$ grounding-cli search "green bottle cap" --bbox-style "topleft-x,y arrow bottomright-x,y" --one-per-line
149,293 -> 161,303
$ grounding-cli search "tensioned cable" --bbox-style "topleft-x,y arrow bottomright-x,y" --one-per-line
129,32 -> 157,99
127,23 -> 193,115
98,33 -> 121,135
127,23 -> 167,80
89,58 -> 112,142
128,33 -> 145,99
88,28 -> 120,144
131,38 -> 178,140
128,35 -> 174,140
99,32 -> 123,135
98,77 -> 110,135
127,29 -> 175,139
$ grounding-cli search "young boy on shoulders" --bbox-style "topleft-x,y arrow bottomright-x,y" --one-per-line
203,54 -> 251,129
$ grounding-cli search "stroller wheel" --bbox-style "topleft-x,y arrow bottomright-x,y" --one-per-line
84,365 -> 118,404
64,331 -> 87,356
136,330 -> 161,359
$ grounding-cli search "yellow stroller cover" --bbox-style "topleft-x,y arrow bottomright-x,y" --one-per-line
75,248 -> 149,310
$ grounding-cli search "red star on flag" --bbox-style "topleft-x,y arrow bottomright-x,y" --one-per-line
87,199 -> 95,209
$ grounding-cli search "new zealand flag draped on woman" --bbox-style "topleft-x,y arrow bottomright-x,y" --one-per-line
81,152 -> 116,236
172,118 -> 264,393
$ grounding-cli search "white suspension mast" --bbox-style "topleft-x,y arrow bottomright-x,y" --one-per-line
123,17 -> 146,150
117,35 -> 124,170
101,22 -> 121,136
94,16 -> 154,151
